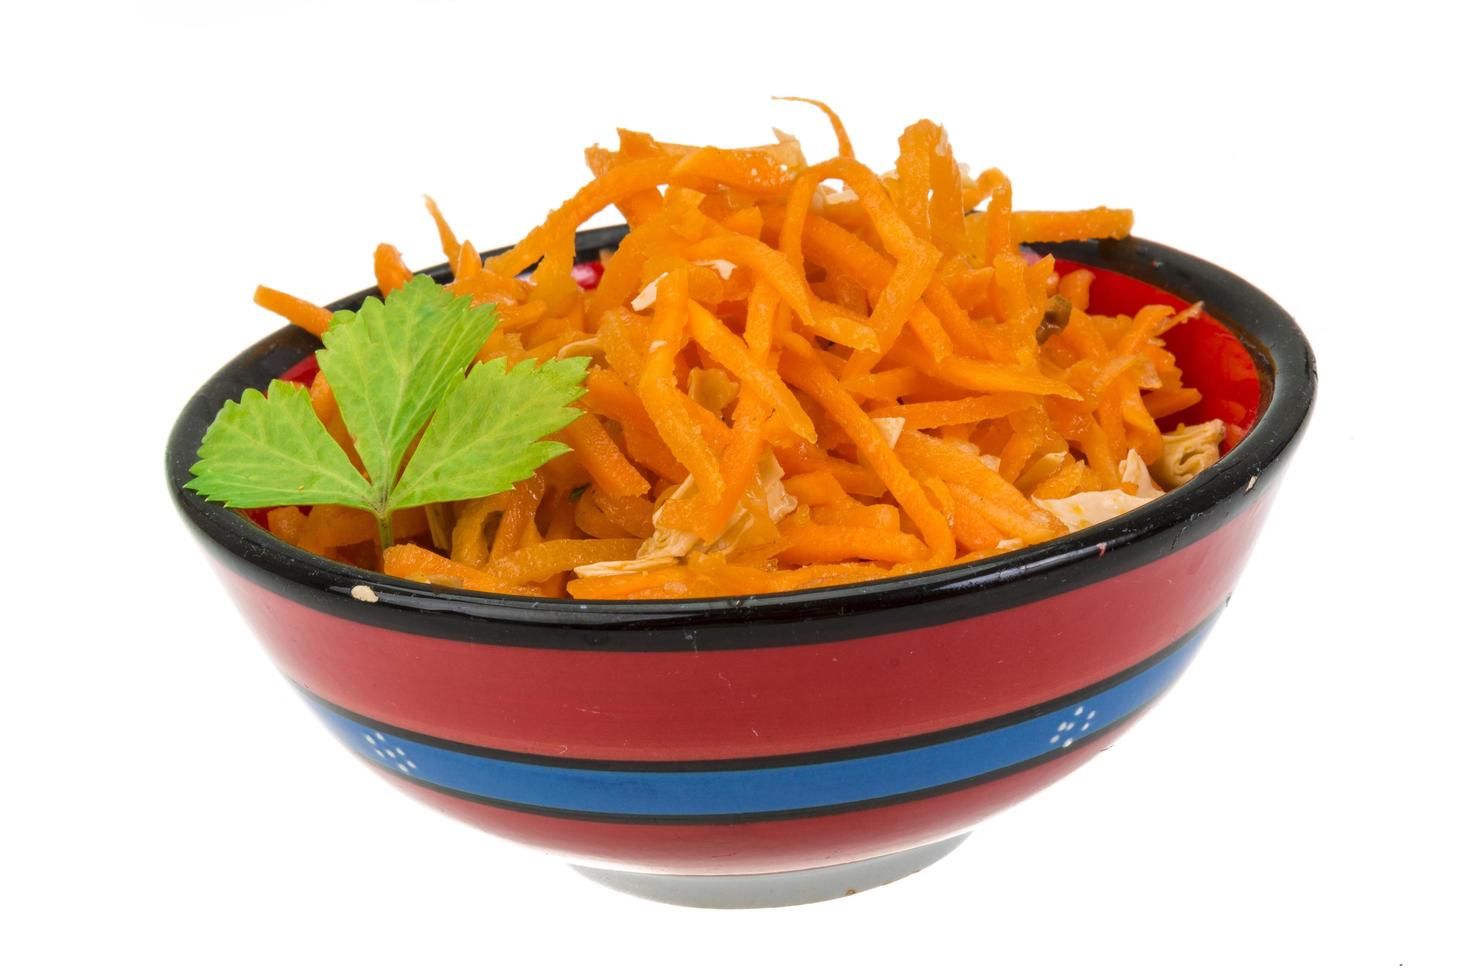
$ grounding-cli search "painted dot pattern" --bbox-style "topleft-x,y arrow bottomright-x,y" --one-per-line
1047,705 -> 1097,749
360,729 -> 419,774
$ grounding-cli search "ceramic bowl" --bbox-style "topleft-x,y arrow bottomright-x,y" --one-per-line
166,228 -> 1314,907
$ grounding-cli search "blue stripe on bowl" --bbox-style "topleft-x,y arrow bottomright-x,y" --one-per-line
303,617 -> 1212,819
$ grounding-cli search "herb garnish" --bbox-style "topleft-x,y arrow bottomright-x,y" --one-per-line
187,275 -> 588,550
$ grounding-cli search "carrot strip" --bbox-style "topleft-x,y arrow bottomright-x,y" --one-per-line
451,493 -> 510,568
801,214 -> 893,291
298,505 -> 426,554
1118,384 -> 1164,464
591,490 -> 656,538
669,146 -> 795,194
1116,305 -> 1176,355
743,280 -> 781,362
773,441 -> 888,498
983,173 -> 1013,263
687,302 -> 815,442
581,368 -> 654,430
567,565 -> 701,600
782,351 -> 954,560
905,302 -> 955,363
308,372 -> 359,465
1033,458 -> 1088,499
254,285 -> 334,337
804,157 -> 924,257
1047,399 -> 1120,489
774,96 -> 854,158
685,390 -> 768,541
928,127 -> 969,256
948,484 -> 1003,551
890,335 -> 1080,399
1058,269 -> 1094,311
575,490 -> 629,539
489,156 -> 680,277
489,539 -> 641,586
559,414 -> 651,498
266,506 -> 308,547
385,543 -> 508,593
843,366 -> 923,402
778,522 -> 926,564
373,244 -> 413,296
896,430 -> 1063,544
490,476 -> 546,560
684,235 -> 816,326
423,195 -> 460,264
624,427 -> 688,483
872,393 -> 1033,429
1143,387 -> 1203,418
783,471 -> 848,506
1009,208 -> 1134,244
895,120 -> 941,239
811,501 -> 901,531
588,222 -> 684,320
843,242 -> 942,378
585,132 -> 667,226
638,268 -> 725,500
597,308 -> 651,389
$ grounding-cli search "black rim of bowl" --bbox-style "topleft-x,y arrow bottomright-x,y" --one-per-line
166,229 -> 1315,651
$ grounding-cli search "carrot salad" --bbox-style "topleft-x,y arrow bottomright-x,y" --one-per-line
252,101 -> 1227,600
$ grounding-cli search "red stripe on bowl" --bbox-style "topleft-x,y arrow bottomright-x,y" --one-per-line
222,498 -> 1269,763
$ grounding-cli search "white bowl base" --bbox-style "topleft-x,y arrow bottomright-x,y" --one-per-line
571,833 -> 970,908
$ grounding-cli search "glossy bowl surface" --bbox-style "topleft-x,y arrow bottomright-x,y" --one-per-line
166,229 -> 1314,884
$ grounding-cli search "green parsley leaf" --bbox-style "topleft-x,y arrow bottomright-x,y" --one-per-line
186,379 -> 374,510
390,356 -> 589,511
188,272 -> 590,554
315,275 -> 499,504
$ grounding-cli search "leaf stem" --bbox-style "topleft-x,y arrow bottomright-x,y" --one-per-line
374,483 -> 394,556
375,508 -> 394,555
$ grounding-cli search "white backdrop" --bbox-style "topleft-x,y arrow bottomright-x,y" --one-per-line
4,1 -> 1466,976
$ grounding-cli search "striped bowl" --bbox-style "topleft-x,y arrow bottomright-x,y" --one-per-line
166,232 -> 1314,907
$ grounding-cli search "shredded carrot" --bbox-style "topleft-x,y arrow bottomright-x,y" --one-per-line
254,285 -> 333,337
783,471 -> 848,506
252,103 -> 1223,599
423,196 -> 460,264
373,244 -> 413,296
559,414 -> 650,498
638,267 -> 726,501
687,302 -> 814,443
488,538 -> 640,586
873,393 -> 1034,430
590,490 -> 656,538
490,475 -> 545,559
896,430 -> 1062,544
778,521 -> 927,564
775,96 -> 854,158
266,506 -> 308,546
575,490 -> 629,539
945,486 -> 1001,554
1009,208 -> 1134,244
811,501 -> 901,531
450,493 -> 510,568
782,351 -> 955,561
386,543 -> 502,591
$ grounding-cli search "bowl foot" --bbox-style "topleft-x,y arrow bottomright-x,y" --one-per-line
571,833 -> 969,908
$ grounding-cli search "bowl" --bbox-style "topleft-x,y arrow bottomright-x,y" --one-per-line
166,228 -> 1315,908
